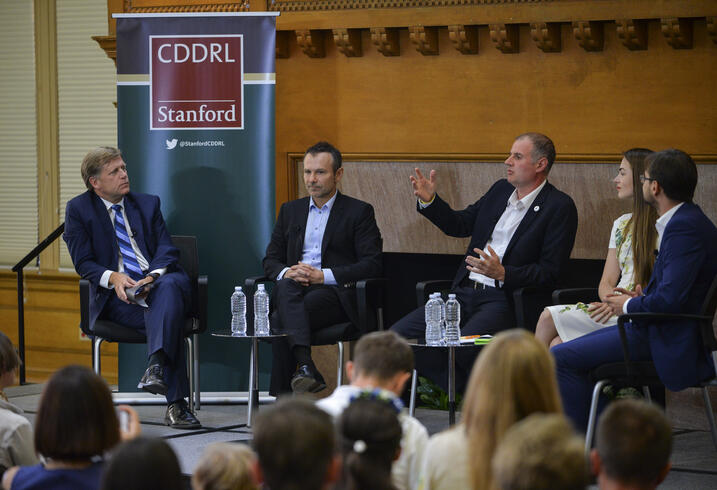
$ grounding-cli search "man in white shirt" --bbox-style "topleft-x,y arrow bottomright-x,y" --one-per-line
317,331 -> 428,490
391,133 -> 578,389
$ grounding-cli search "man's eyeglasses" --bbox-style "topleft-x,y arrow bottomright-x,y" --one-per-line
639,175 -> 657,184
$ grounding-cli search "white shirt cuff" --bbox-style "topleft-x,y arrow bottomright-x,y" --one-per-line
149,267 -> 167,278
277,267 -> 289,281
100,270 -> 114,289
323,269 -> 337,285
622,297 -> 631,314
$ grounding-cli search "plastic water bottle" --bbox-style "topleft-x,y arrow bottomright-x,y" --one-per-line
230,286 -> 247,336
445,294 -> 461,346
433,293 -> 446,343
425,295 -> 442,346
254,284 -> 270,336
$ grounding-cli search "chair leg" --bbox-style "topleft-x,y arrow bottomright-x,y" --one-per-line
585,379 -> 608,456
409,369 -> 418,417
185,337 -> 194,413
193,333 -> 201,410
701,386 -> 717,452
93,338 -> 104,378
337,342 -> 345,386
642,385 -> 652,402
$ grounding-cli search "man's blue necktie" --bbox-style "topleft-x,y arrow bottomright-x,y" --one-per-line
112,204 -> 143,280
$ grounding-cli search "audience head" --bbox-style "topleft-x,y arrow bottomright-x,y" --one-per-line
347,331 -> 413,395
337,395 -> 402,490
462,329 -> 562,490
192,442 -> 258,490
252,398 -> 338,490
34,365 -> 119,462
644,149 -> 697,204
621,148 -> 657,288
305,141 -> 342,173
592,399 -> 672,490
101,437 -> 183,490
0,331 -> 21,389
81,146 -> 123,190
493,413 -> 587,490
515,132 -> 556,173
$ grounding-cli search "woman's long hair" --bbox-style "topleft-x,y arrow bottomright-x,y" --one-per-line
462,330 -> 563,490
337,397 -> 402,490
623,148 -> 658,288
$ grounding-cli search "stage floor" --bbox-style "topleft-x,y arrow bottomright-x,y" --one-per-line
6,383 -> 717,489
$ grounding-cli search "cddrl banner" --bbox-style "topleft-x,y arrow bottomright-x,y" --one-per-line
114,12 -> 278,392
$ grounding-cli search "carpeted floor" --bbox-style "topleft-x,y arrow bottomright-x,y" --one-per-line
6,383 -> 717,488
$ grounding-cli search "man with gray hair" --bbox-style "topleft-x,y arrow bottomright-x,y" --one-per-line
63,147 -> 200,429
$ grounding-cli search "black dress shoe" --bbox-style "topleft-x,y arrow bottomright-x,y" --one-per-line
165,399 -> 202,429
137,364 -> 168,396
291,364 -> 327,394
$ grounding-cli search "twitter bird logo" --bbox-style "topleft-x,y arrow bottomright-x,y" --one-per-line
165,138 -> 178,150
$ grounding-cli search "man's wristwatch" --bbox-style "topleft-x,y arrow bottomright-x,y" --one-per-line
147,272 -> 160,282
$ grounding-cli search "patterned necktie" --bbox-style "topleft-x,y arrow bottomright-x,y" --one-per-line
111,204 -> 143,280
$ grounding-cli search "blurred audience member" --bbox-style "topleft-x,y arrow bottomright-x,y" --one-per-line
101,437 -> 183,490
591,399 -> 672,490
492,413 -> 587,490
0,332 -> 37,477
418,330 -> 562,490
336,396 -> 402,490
192,442 -> 258,490
317,331 -> 427,490
252,398 -> 338,490
2,365 -> 140,490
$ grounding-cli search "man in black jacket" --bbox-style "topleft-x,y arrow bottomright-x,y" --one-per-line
391,133 -> 578,387
263,141 -> 382,394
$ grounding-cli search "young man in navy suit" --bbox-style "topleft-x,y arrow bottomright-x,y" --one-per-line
263,142 -> 382,394
391,133 -> 578,388
555,149 -> 717,432
63,147 -> 200,429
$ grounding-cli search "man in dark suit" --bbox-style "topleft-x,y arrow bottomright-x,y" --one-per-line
63,147 -> 200,429
555,149 -> 717,432
263,141 -> 382,394
391,133 -> 578,387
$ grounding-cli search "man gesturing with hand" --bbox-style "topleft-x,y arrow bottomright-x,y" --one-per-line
391,133 -> 578,390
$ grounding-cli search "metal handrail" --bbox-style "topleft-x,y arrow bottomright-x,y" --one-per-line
11,223 -> 65,384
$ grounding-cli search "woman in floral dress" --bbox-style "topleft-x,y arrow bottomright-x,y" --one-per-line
535,149 -> 657,347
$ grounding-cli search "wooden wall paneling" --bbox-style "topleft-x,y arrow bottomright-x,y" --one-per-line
447,25 -> 479,55
0,271 -> 118,385
708,17 -> 717,45
276,30 -> 291,58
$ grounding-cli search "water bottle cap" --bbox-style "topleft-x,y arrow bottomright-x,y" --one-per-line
448,293 -> 456,299
257,283 -> 265,291
235,286 -> 242,291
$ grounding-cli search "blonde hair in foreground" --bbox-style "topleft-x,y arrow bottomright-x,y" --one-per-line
191,442 -> 258,490
462,329 -> 563,490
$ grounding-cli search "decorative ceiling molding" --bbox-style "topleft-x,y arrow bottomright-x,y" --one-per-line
448,24 -> 479,54
616,19 -> 647,50
333,28 -> 363,57
123,0 -> 249,12
370,27 -> 400,56
572,20 -> 604,52
661,17 -> 693,49
489,23 -> 519,53
409,26 -> 439,55
530,22 -> 561,52
270,0 -> 551,12
708,17 -> 717,45
296,29 -> 327,57
276,30 -> 291,58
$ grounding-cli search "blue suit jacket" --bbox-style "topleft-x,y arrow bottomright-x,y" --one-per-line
420,179 -> 578,292
626,202 -> 717,390
63,190 -> 184,329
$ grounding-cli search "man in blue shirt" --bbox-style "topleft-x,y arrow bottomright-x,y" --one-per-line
263,142 -> 383,394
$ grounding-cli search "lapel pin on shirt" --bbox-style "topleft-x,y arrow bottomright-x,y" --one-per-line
533,205 -> 540,212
